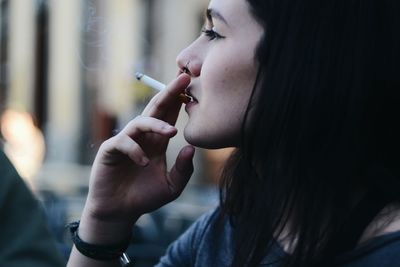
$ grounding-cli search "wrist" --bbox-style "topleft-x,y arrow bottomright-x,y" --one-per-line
78,208 -> 135,245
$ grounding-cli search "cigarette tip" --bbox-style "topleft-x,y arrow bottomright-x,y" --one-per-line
135,72 -> 144,80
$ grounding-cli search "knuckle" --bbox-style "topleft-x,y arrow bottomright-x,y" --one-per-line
128,116 -> 141,126
132,115 -> 153,126
134,114 -> 144,120
98,138 -> 113,152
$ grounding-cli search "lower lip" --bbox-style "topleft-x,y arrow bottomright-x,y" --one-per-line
185,101 -> 197,112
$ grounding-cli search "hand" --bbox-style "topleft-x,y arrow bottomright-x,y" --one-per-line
82,74 -> 194,230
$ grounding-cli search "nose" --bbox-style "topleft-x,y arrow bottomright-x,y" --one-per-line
176,43 -> 202,77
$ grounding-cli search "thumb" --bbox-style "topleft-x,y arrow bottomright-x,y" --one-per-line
167,145 -> 195,199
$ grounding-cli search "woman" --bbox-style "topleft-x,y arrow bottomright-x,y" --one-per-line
67,0 -> 400,266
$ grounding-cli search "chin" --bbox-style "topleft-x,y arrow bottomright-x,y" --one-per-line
183,127 -> 235,149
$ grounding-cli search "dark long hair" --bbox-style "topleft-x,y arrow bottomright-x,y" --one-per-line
219,0 -> 400,266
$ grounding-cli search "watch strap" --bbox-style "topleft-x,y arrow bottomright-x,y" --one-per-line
67,221 -> 131,262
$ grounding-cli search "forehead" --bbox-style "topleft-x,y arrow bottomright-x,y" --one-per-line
208,0 -> 254,25
208,0 -> 263,41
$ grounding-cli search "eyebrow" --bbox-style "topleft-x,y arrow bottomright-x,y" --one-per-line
206,8 -> 229,26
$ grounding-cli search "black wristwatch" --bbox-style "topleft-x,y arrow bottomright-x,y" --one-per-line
67,221 -> 133,266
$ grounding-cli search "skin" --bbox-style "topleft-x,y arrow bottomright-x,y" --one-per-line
177,0 -> 263,148
67,0 -> 263,266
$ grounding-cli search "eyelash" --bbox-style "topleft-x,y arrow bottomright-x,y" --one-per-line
201,28 -> 225,41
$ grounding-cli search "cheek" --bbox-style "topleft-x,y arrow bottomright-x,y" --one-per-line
202,54 -> 256,97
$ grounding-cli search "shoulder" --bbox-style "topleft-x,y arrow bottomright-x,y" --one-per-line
157,206 -> 232,267
169,206 -> 223,252
336,230 -> 400,267
0,150 -> 33,205
0,150 -> 65,267
0,150 -> 19,181
0,150 -> 40,211
190,205 -> 224,238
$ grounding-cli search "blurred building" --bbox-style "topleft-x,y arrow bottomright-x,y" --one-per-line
0,0 -> 233,265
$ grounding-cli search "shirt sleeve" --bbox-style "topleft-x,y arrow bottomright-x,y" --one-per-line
155,207 -> 219,267
0,151 -> 65,267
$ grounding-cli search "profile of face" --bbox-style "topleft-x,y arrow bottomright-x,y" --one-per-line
176,0 -> 263,149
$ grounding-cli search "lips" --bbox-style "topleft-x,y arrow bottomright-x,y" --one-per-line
185,87 -> 198,103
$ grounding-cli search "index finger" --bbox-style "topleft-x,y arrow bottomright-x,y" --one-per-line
142,73 -> 191,119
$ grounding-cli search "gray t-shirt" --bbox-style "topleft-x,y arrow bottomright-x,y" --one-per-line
156,207 -> 400,266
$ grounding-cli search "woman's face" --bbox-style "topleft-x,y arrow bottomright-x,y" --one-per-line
177,0 -> 263,149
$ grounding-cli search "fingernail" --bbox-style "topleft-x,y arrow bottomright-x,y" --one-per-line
163,124 -> 175,131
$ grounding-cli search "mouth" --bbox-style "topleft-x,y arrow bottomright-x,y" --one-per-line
184,87 -> 198,103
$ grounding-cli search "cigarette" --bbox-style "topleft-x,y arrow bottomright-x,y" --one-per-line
135,72 -> 166,91
135,72 -> 191,103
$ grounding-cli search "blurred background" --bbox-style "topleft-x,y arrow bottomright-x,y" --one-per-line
0,0 -> 234,265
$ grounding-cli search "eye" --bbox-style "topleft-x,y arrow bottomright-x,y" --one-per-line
201,27 -> 225,41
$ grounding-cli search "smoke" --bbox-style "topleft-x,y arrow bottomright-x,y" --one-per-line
78,0 -> 151,76
78,0 -> 110,72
